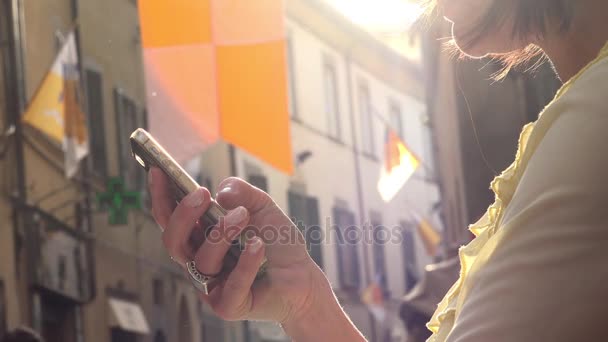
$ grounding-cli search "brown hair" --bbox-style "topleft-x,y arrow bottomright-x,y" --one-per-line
424,0 -> 574,78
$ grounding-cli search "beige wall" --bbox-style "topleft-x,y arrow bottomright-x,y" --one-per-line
222,3 -> 438,340
22,0 -> 72,102
77,0 -> 210,336
285,0 -> 423,100
78,0 -> 147,178
16,0 -> 81,330
231,13 -> 438,295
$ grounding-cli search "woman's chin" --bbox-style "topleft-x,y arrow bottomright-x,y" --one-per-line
450,21 -> 527,59
452,40 -> 491,59
450,30 -> 489,58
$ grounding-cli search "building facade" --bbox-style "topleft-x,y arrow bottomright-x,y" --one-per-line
191,1 -> 442,340
0,0 -> 442,341
0,0 -> 243,341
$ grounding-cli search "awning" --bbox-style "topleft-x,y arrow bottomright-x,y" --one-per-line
108,297 -> 150,335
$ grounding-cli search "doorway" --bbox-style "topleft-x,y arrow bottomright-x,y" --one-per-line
40,292 -> 77,342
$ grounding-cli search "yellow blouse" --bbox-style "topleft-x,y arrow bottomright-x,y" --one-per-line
428,42 -> 608,342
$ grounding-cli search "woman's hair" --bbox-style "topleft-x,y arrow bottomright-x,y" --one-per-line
424,0 -> 574,78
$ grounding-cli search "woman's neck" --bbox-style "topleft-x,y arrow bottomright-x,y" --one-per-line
541,1 -> 608,82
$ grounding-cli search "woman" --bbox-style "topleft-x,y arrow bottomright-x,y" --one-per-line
149,0 -> 608,340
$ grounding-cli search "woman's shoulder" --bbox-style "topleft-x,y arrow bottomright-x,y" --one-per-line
530,50 -> 608,176
555,49 -> 608,114
502,55 -> 608,222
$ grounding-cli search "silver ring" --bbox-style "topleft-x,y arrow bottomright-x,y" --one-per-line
186,261 -> 217,295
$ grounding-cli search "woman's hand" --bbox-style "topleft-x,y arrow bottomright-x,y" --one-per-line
149,168 -> 365,341
148,169 -> 319,321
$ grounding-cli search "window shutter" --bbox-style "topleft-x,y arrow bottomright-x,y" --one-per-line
305,196 -> 322,268
401,224 -> 419,291
288,192 -> 323,269
334,207 -> 360,290
85,69 -> 107,178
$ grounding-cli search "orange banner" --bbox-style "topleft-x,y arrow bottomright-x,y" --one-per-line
217,42 -> 292,174
139,0 -> 212,47
138,0 -> 292,173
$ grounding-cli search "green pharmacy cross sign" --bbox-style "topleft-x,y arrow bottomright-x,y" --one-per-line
97,178 -> 142,225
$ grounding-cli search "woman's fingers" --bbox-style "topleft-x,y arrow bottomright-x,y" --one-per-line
212,237 -> 266,319
216,177 -> 274,214
162,187 -> 212,264
148,167 -> 176,229
193,206 -> 250,276
152,174 -> 268,320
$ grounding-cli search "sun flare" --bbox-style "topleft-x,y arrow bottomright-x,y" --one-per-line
325,0 -> 423,33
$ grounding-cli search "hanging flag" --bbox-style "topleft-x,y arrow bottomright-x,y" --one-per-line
23,32 -> 88,178
138,0 -> 292,173
377,129 -> 420,202
406,208 -> 441,257
416,217 -> 441,257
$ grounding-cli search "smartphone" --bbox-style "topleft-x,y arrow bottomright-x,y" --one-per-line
130,128 -> 266,277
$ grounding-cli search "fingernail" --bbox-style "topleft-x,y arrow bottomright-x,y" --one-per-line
248,237 -> 263,254
184,188 -> 206,208
225,206 -> 247,226
217,186 -> 233,197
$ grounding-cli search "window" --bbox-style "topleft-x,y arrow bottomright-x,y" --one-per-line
178,296 -> 192,342
358,83 -> 374,156
323,58 -> 341,140
248,174 -> 268,192
154,331 -> 166,342
287,34 -> 298,118
202,313 -> 225,341
389,101 -> 403,138
40,293 -> 79,342
152,278 -> 163,306
85,69 -> 107,178
333,206 -> 360,290
114,89 -> 143,191
111,328 -> 137,342
288,191 -> 323,269
370,212 -> 388,296
401,223 -> 419,292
